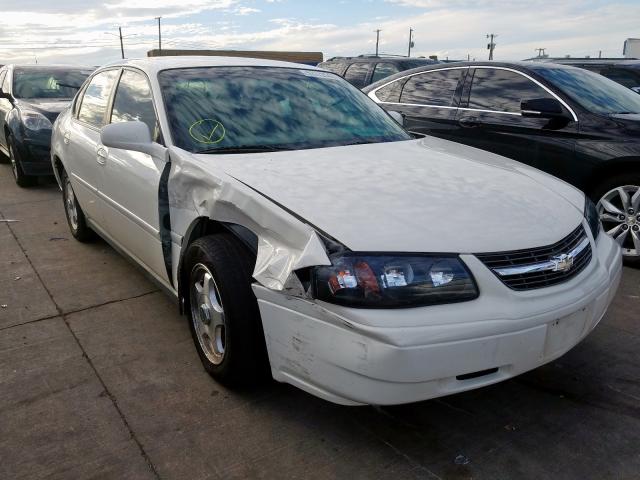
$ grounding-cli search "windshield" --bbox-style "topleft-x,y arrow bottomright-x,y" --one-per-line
158,66 -> 410,153
13,68 -> 91,100
535,66 -> 640,114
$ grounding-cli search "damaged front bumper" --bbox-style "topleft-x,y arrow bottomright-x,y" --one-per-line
253,231 -> 622,406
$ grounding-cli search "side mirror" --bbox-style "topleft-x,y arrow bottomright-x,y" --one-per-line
0,90 -> 11,100
388,110 -> 405,126
100,121 -> 167,160
521,98 -> 570,120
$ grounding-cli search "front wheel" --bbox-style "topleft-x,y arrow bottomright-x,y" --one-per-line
592,174 -> 640,267
8,136 -> 36,188
183,234 -> 268,385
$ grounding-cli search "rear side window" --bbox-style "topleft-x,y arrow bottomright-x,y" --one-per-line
400,69 -> 462,106
1,70 -> 10,93
78,70 -> 120,127
111,70 -> 159,141
343,63 -> 370,88
371,63 -> 401,84
320,62 -> 345,75
374,78 -> 406,103
468,68 -> 553,113
600,68 -> 640,88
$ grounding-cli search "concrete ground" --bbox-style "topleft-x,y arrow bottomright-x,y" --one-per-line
1,162 -> 639,480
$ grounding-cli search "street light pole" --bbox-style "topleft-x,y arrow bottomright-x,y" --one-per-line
487,33 -> 497,60
118,26 -> 124,59
375,29 -> 381,56
407,28 -> 414,57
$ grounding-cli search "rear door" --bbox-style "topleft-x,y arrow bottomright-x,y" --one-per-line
66,69 -> 120,225
372,67 -> 467,140
453,67 -> 580,181
99,68 -> 169,281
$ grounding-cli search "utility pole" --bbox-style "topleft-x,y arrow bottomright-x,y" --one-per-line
118,27 -> 125,59
155,16 -> 162,51
535,47 -> 546,58
407,28 -> 414,57
486,33 -> 497,60
375,29 -> 381,56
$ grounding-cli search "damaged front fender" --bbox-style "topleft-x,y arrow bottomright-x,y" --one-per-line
168,148 -> 333,292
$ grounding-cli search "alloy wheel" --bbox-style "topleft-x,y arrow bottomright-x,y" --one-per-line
189,263 -> 227,365
597,185 -> 640,258
64,177 -> 79,232
9,143 -> 18,180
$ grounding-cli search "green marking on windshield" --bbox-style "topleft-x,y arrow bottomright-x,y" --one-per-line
189,119 -> 226,144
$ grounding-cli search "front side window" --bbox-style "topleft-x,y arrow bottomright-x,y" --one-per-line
320,62 -> 345,75
1,70 -> 11,93
468,68 -> 553,113
78,70 -> 120,127
535,66 -> 640,114
158,66 -> 410,153
371,63 -> 401,84
111,70 -> 158,141
12,68 -> 91,100
343,63 -> 370,88
0,70 -> 7,91
400,69 -> 463,106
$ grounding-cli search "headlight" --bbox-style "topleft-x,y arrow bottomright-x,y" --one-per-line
585,196 -> 601,240
312,254 -> 479,308
21,110 -> 53,131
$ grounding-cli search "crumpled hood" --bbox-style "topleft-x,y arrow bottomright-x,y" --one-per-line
194,136 -> 585,254
16,99 -> 70,123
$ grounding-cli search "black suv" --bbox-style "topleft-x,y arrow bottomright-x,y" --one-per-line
364,61 -> 640,264
533,58 -> 640,93
318,55 -> 438,89
0,64 -> 92,186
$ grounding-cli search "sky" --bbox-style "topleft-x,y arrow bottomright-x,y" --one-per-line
0,0 -> 638,66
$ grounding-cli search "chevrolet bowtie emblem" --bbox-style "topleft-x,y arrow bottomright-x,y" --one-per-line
551,253 -> 574,272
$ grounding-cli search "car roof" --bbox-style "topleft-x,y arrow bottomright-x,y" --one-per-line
321,56 -> 436,64
6,64 -> 92,69
361,60 -> 587,91
98,56 -> 320,76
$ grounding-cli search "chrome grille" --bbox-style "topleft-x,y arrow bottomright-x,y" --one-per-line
475,225 -> 592,291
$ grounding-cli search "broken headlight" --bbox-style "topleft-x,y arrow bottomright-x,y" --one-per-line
312,254 -> 478,308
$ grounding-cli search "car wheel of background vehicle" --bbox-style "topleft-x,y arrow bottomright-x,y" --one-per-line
592,172 -> 640,267
8,135 -> 36,188
184,233 -> 268,385
61,169 -> 95,242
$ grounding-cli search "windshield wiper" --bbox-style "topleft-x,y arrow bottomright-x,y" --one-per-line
195,145 -> 294,154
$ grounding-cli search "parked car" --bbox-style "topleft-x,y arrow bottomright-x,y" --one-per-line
0,64 -> 92,186
318,55 -> 438,89
51,56 -> 621,406
530,58 -> 640,93
364,61 -> 640,265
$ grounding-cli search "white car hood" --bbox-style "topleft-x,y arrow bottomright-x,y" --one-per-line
194,136 -> 585,254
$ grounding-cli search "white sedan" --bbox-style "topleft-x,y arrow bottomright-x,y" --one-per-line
51,57 -> 622,406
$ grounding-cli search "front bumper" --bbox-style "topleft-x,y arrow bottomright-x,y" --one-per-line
253,222 -> 623,406
15,131 -> 54,176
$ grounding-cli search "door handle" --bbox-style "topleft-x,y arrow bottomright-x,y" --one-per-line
96,146 -> 108,165
459,117 -> 479,128
63,131 -> 71,144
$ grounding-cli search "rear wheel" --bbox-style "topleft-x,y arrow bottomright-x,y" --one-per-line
592,173 -> 640,267
8,136 -> 36,188
184,234 -> 268,385
61,169 -> 94,242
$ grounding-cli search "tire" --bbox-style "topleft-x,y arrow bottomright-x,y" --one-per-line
590,172 -> 640,267
8,135 -> 36,187
61,169 -> 95,242
183,233 -> 268,385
